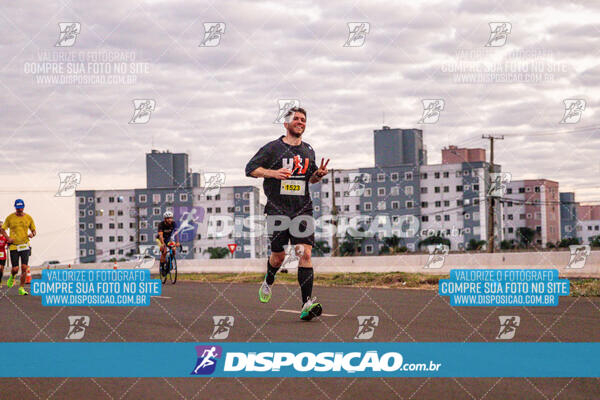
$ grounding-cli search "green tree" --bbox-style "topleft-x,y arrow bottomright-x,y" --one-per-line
516,227 -> 536,248
466,238 -> 486,251
500,239 -> 516,250
380,235 -> 408,255
340,233 -> 364,256
203,247 -> 230,259
558,238 -> 581,248
590,236 -> 600,248
418,233 -> 450,249
312,240 -> 331,257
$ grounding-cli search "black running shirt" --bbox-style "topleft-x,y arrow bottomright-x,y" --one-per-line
246,136 -> 318,217
157,221 -> 177,242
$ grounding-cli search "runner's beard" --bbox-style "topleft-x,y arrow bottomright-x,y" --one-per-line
288,127 -> 304,138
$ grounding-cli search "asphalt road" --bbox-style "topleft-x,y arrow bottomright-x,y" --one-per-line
0,280 -> 599,399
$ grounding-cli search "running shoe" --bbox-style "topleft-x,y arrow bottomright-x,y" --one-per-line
259,279 -> 272,303
18,287 -> 28,296
300,297 -> 322,321
7,275 -> 15,288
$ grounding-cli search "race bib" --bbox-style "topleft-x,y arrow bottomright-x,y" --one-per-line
0,252 -> 4,258
16,244 -> 30,252
280,179 -> 306,196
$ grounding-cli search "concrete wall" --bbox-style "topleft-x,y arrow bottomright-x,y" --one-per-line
34,250 -> 600,278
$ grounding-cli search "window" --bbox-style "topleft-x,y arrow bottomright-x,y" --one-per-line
96,197 -> 101,203
443,186 -> 449,193
405,186 -> 413,195
243,193 -> 249,200
434,172 -> 440,179
456,171 -> 462,177
344,205 -> 349,211
343,177 -> 349,183
390,187 -> 399,196
378,188 -> 386,196
456,185 -> 464,192
473,184 -> 479,191
166,193 -> 174,202
391,201 -> 399,209
535,186 -> 540,193
335,177 -> 341,184
152,194 -> 161,203
365,188 -> 372,197
507,201 -> 513,207
421,201 -> 428,208
109,236 -> 115,242
315,205 -> 320,212
507,188 -> 513,194
79,237 -> 86,243
421,187 -> 428,194
457,200 -> 463,206
139,194 -> 147,202
508,214 -> 513,220
322,178 -> 328,184
153,207 -> 161,215
463,170 -> 470,176
235,193 -> 240,199
435,201 -> 441,207
244,206 -> 250,212
216,207 -> 222,213
508,227 -> 514,233
421,173 -> 428,179
435,215 -> 441,221
108,210 -> 115,216
365,245 -> 374,254
464,213 -> 471,219
96,236 -> 103,242
180,193 -> 188,201
79,223 -> 85,230
140,221 -> 147,229
117,236 -> 123,242
405,172 -> 413,180
117,210 -> 123,216
153,221 -> 160,229
443,171 -> 449,178
421,215 -> 429,222
473,212 -> 479,220
364,202 -> 372,211
434,187 -> 440,193
109,223 -> 115,229
520,214 -> 526,220
444,200 -> 450,207
464,228 -> 471,234
377,173 -> 385,182
140,234 -> 147,242
527,213 -> 532,219
391,173 -> 399,181
405,201 -> 413,209
444,215 -> 450,221
109,196 -> 115,203
96,223 -> 103,229
88,210 -> 93,216
519,188 -> 525,193
87,197 -> 93,203
79,197 -> 85,204
335,191 -> 340,197
464,185 -> 470,191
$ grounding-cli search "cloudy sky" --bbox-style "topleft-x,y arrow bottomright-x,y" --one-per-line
1,0 -> 599,263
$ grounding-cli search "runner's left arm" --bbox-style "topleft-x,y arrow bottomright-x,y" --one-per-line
28,217 -> 36,238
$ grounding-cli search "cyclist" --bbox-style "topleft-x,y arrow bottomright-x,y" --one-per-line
156,211 -> 179,274
1,199 -> 36,295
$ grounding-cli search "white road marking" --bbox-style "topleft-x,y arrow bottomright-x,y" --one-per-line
153,296 -> 172,299
276,309 -> 337,317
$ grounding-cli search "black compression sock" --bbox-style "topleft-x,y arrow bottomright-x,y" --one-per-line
266,260 -> 279,285
0,267 -> 3,283
297,267 -> 314,305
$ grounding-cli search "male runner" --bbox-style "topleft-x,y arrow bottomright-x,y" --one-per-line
245,107 -> 329,321
0,223 -> 7,287
156,211 -> 178,274
1,199 -> 36,295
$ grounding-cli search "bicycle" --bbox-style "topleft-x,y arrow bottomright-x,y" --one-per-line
160,241 -> 180,284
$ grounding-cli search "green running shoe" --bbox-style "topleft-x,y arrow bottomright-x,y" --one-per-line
259,279 -> 272,303
300,297 -> 322,321
7,275 -> 15,288
18,287 -> 29,296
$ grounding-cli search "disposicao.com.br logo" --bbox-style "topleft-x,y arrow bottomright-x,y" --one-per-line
191,346 -> 442,376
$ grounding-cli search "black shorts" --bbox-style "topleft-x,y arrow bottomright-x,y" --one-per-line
10,248 -> 31,268
268,213 -> 315,253
0,259 -> 5,267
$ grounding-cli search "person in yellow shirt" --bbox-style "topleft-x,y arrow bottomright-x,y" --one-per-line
1,199 -> 36,295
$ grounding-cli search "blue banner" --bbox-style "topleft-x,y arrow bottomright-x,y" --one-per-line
439,269 -> 570,306
30,269 -> 162,306
2,343 -> 600,377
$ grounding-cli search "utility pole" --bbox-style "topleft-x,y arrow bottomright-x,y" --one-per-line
330,169 -> 340,256
482,135 -> 504,253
